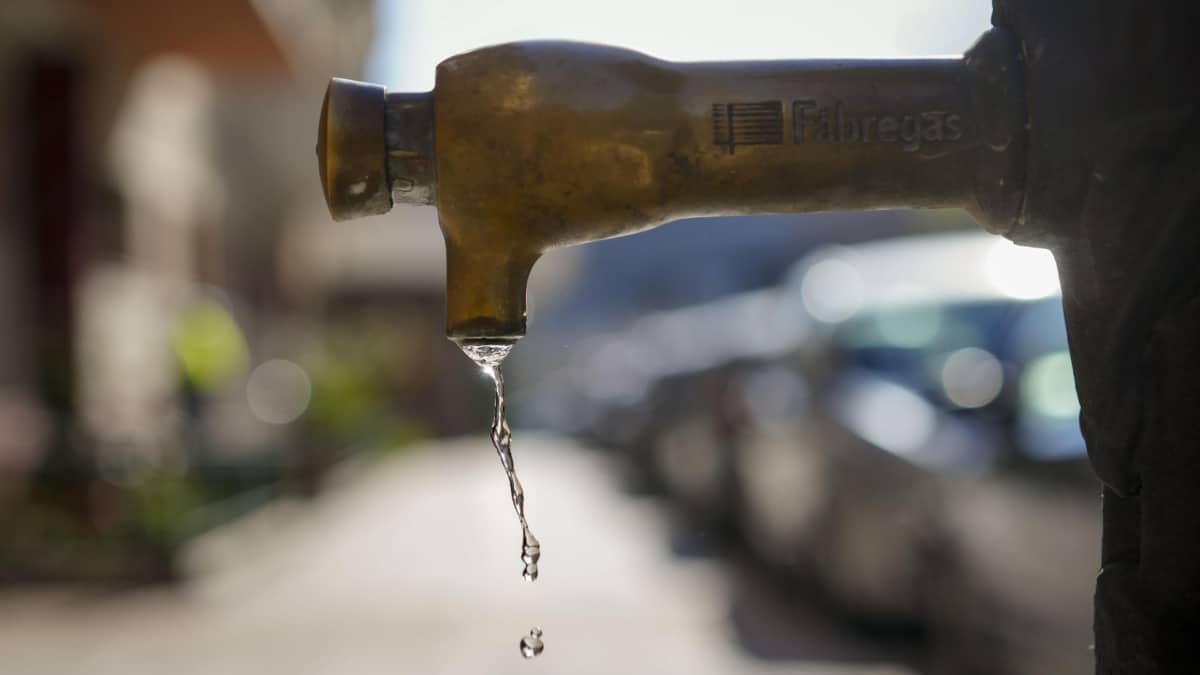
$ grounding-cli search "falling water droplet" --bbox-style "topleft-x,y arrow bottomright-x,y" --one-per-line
519,627 -> 545,659
521,529 -> 540,582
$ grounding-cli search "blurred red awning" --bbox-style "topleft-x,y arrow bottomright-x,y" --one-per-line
83,0 -> 291,78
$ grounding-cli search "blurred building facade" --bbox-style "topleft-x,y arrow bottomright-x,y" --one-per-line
0,0 -> 427,581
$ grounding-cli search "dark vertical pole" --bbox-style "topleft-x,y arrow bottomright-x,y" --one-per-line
27,56 -> 84,416
991,1 -> 1200,671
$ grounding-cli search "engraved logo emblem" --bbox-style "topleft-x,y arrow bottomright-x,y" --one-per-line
712,101 -> 784,154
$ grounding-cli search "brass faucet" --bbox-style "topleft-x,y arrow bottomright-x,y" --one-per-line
316,28 -> 1023,344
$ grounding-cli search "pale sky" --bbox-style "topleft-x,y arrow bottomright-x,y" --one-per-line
369,0 -> 993,91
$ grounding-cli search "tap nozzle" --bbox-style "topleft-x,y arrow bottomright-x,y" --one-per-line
318,30 -> 1024,343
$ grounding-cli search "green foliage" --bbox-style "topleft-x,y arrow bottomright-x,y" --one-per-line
172,299 -> 249,393
124,470 -> 206,543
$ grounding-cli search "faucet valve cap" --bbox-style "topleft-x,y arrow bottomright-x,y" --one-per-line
317,78 -> 392,221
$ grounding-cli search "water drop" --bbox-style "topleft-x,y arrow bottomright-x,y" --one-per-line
521,528 -> 541,582
520,627 -> 545,659
460,341 -> 513,370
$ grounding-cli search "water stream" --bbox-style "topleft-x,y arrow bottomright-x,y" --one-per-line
460,341 -> 544,658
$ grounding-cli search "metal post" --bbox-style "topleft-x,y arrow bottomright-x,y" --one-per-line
991,1 -> 1200,671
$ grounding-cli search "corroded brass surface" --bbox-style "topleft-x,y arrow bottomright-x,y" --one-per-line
317,29 -> 1024,340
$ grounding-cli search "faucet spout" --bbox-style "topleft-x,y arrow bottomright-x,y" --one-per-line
445,243 -> 539,342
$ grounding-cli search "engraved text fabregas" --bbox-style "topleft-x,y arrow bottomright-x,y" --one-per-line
793,100 -> 963,152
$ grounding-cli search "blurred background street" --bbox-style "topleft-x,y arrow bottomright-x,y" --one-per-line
0,434 -> 919,675
0,1 -> 1099,673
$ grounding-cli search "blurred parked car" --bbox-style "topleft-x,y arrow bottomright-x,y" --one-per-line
539,231 -> 1099,675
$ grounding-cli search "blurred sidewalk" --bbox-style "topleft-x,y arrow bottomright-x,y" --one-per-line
0,434 -> 913,675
